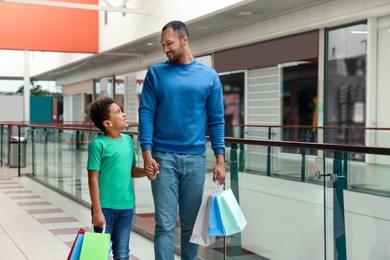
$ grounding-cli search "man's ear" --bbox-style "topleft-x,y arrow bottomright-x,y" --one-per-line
182,35 -> 189,45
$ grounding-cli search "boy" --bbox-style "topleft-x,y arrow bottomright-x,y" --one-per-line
87,97 -> 152,260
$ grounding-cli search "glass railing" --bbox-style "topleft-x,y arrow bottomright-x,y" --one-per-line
2,122 -> 390,260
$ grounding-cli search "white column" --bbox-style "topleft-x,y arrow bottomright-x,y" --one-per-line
23,50 -> 30,123
316,28 -> 325,160
366,17 -> 378,163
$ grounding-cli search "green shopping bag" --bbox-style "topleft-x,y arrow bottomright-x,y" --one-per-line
79,229 -> 111,260
217,188 -> 247,236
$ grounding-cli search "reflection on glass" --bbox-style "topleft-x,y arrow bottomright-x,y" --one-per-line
326,22 -> 367,161
281,60 -> 318,154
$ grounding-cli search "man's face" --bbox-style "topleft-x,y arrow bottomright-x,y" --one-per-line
160,27 -> 187,63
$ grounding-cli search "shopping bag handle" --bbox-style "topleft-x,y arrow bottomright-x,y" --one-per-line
91,225 -> 106,234
213,181 -> 225,193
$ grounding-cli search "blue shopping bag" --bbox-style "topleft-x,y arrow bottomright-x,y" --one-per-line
208,193 -> 225,236
67,228 -> 85,260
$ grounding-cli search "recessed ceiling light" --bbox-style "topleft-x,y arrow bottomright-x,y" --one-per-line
351,31 -> 367,34
238,11 -> 253,16
146,42 -> 154,46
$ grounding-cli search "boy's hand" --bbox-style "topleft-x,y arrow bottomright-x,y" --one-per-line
93,210 -> 106,228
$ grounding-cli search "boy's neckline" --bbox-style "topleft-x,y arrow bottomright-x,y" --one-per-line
104,133 -> 122,140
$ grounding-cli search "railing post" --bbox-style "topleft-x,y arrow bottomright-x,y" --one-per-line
267,127 -> 271,176
76,130 -> 81,150
300,148 -> 306,182
57,129 -> 63,188
333,151 -> 347,260
239,126 -> 245,172
343,152 -> 348,187
75,131 -> 82,197
31,127 -> 35,176
18,126 -> 21,177
0,125 -> 3,166
43,128 -> 50,180
8,125 -> 11,166
229,143 -> 243,258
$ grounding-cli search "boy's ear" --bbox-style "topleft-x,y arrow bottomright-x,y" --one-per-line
103,120 -> 111,128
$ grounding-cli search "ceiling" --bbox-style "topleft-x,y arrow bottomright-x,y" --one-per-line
33,0 -> 329,83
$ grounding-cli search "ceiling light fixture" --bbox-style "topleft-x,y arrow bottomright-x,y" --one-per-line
146,43 -> 154,46
238,11 -> 253,16
2,0 -> 150,14
351,31 -> 367,34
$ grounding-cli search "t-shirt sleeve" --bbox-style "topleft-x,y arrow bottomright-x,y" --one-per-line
87,141 -> 102,171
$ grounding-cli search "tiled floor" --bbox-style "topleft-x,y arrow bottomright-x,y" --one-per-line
0,166 -> 180,260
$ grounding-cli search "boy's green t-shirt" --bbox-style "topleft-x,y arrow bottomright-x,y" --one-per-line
87,133 -> 136,210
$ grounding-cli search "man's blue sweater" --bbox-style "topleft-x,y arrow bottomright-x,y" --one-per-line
139,60 -> 225,155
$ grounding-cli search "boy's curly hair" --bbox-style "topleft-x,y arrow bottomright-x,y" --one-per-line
89,97 -> 114,132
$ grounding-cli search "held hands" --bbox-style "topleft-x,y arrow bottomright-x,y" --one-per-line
143,150 -> 159,181
145,161 -> 159,180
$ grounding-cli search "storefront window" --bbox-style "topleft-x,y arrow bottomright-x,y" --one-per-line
325,22 -> 367,159
220,72 -> 245,138
281,60 -> 318,145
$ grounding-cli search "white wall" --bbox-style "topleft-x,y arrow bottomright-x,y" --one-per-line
0,50 -> 92,80
375,15 -> 390,164
0,96 -> 24,122
233,173 -> 390,260
238,174 -> 324,260
0,50 -> 24,77
98,0 -> 245,52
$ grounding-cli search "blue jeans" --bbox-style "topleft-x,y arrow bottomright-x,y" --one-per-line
92,207 -> 133,260
151,151 -> 206,260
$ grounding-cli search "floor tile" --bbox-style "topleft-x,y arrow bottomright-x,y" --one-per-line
0,171 -> 179,260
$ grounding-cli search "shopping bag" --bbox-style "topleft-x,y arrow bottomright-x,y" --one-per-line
67,228 -> 85,260
217,188 -> 247,236
190,194 -> 216,246
208,193 -> 225,236
79,229 -> 111,260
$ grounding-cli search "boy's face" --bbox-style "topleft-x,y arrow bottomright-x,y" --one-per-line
105,103 -> 128,130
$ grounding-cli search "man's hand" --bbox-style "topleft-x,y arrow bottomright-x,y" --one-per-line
213,154 -> 226,184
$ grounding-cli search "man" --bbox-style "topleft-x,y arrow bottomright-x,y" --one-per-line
139,20 -> 226,260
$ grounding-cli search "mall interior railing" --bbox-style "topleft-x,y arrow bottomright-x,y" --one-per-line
1,122 -> 390,260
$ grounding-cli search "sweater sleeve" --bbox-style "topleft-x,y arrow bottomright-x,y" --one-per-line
207,72 -> 225,155
138,69 -> 156,152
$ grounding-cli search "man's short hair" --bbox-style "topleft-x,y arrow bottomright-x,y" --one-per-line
162,20 -> 189,38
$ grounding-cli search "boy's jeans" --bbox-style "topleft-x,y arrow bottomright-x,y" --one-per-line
151,151 -> 206,260
93,208 -> 134,260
